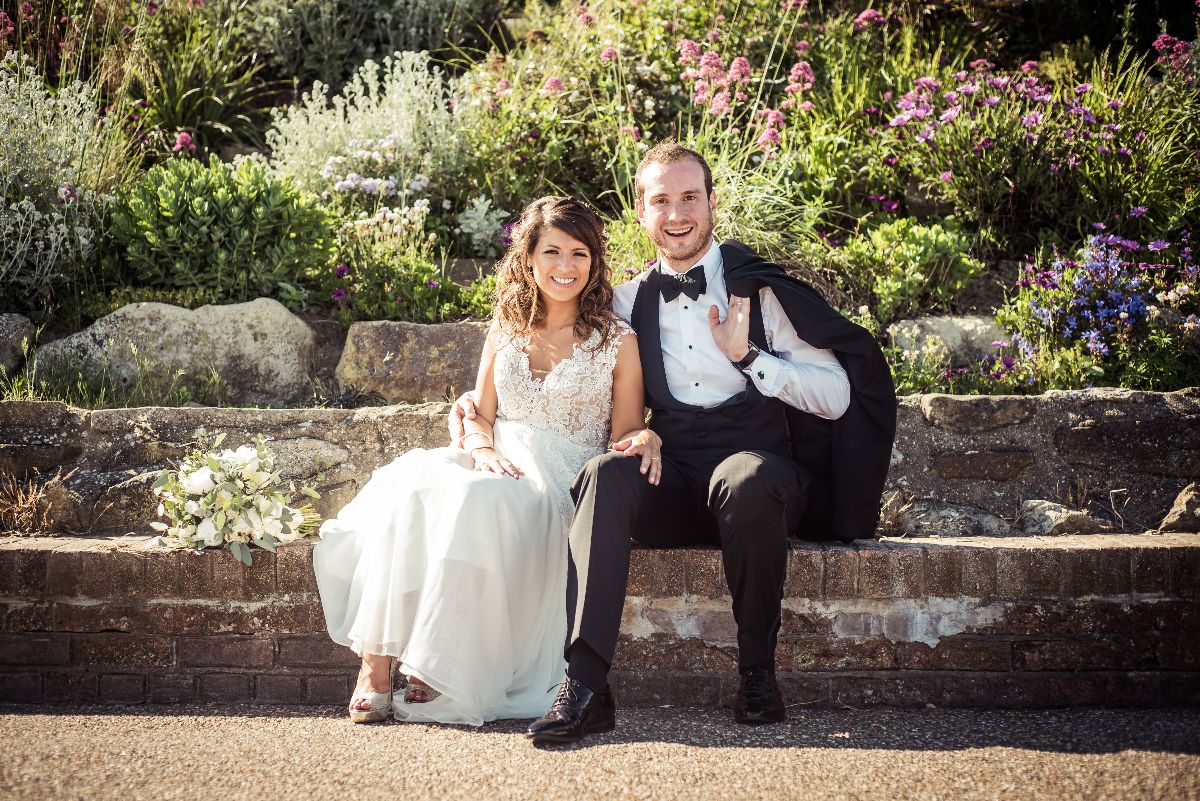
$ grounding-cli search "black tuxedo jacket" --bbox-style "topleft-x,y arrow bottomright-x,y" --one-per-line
720,239 -> 897,542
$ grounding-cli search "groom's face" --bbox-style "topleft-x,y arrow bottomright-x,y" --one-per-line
635,159 -> 716,272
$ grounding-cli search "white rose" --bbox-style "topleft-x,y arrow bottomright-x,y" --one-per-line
196,516 -> 221,546
180,466 -> 217,495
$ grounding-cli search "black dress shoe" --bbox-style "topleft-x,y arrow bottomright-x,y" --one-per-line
734,667 -> 785,725
526,677 -> 616,744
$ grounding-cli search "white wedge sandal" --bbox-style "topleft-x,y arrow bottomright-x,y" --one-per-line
348,658 -> 395,723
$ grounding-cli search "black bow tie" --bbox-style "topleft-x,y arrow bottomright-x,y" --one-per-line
657,265 -> 706,303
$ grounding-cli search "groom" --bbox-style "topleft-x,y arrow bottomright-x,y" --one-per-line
453,142 -> 896,742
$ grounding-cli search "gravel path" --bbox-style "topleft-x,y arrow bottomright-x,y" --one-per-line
2,705 -> 1197,801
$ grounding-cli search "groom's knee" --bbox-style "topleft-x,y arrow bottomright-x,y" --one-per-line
572,450 -> 646,502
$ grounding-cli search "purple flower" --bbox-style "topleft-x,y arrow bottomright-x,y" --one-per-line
599,46 -> 618,64
334,263 -> 350,278
331,288 -> 348,302
940,170 -> 953,183
541,76 -> 564,96
425,278 -> 441,288
1022,111 -> 1041,127
1092,222 -> 1106,230
1107,99 -> 1123,109
1148,240 -> 1169,251
852,9 -> 887,32
1075,83 -> 1092,94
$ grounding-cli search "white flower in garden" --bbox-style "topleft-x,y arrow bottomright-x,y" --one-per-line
409,174 -> 430,192
184,500 -> 201,516
180,465 -> 217,495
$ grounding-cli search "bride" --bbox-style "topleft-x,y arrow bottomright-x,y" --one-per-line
313,196 -> 662,726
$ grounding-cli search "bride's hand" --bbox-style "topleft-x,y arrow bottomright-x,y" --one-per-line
448,392 -> 477,445
612,429 -> 662,486
471,447 -> 523,478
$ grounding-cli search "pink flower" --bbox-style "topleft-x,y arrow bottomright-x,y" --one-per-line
19,1 -> 34,21
692,82 -> 710,105
939,106 -> 960,123
172,131 -> 196,154
698,50 -> 725,79
1020,60 -> 1039,73
785,61 -> 815,94
710,91 -> 732,116
780,0 -> 808,9
914,76 -> 941,91
575,5 -> 595,25
495,79 -> 512,96
676,38 -> 700,65
599,46 -> 618,64
186,0 -> 205,9
757,108 -> 785,128
794,39 -> 811,55
757,126 -> 782,152
1022,111 -> 1041,126
620,125 -> 641,141
852,9 -> 886,32
541,76 -> 564,96
1075,82 -> 1092,94
706,30 -> 721,42
0,12 -> 13,38
728,56 -> 752,84
677,39 -> 701,65
969,58 -> 994,71
797,100 -> 814,112
940,170 -> 953,182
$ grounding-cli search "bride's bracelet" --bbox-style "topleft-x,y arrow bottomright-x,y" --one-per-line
462,432 -> 494,455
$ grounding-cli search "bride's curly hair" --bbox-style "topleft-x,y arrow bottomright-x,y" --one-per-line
492,196 -> 620,348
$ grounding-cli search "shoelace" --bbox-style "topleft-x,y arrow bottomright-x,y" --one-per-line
742,670 -> 774,699
550,680 -> 581,709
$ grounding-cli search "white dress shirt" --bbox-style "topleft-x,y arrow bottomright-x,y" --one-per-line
612,239 -> 850,420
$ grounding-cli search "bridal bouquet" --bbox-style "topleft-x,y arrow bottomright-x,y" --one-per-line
151,434 -> 322,565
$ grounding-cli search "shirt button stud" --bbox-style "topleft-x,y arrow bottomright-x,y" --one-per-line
757,371 -> 765,379
694,382 -> 700,387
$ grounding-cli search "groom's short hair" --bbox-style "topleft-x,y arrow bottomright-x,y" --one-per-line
635,141 -> 714,201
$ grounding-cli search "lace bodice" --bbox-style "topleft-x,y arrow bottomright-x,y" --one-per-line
493,323 -> 631,452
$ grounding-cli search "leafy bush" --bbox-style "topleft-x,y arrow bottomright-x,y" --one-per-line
243,0 -> 502,91
0,51 -> 134,316
320,199 -> 492,323
841,217 -> 984,325
996,234 -> 1200,390
267,51 -> 467,196
105,153 -> 336,302
878,49 -> 1200,255
126,0 -> 276,154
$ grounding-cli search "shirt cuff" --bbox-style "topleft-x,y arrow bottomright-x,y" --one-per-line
745,351 -> 785,397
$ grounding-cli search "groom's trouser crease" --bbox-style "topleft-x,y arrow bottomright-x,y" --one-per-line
566,449 -> 808,684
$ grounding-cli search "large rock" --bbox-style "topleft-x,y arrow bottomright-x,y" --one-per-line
0,313 -> 34,376
1160,484 -> 1200,532
336,320 -> 488,403
1019,500 -> 1112,535
33,299 -> 316,406
888,315 -> 1008,367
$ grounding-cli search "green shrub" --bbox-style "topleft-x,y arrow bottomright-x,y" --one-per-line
994,235 -> 1200,391
127,0 -> 276,155
841,217 -> 984,324
243,0 -> 502,91
320,199 -> 492,323
0,51 -> 136,317
105,153 -> 336,302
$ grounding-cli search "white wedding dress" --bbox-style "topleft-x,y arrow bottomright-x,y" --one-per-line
313,324 -> 627,726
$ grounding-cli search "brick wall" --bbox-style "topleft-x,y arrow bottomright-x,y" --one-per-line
1,534 -> 1197,708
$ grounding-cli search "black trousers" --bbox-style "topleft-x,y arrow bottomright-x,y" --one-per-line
565,448 -> 808,676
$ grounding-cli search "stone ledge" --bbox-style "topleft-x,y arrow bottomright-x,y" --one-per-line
3,389 -> 1198,536
1,534 -> 1197,708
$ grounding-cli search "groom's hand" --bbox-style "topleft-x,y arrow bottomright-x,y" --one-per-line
709,295 -> 751,362
447,392 -> 477,445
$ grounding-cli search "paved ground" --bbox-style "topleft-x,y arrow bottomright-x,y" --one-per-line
1,705 -> 1197,801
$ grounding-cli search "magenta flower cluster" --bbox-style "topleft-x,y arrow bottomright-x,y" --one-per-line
677,41 -> 753,116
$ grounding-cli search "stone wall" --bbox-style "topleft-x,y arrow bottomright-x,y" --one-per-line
1,388 -> 1195,536
1,534 -> 1196,707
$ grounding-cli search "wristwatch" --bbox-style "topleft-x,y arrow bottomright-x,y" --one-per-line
731,342 -> 760,371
